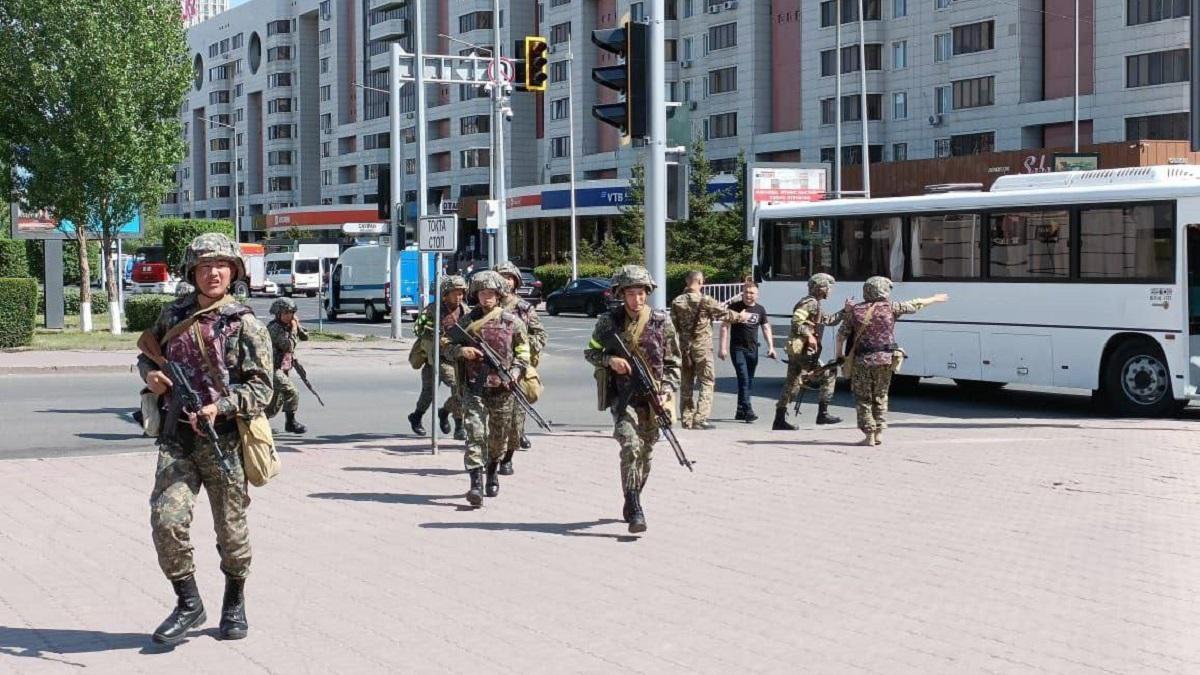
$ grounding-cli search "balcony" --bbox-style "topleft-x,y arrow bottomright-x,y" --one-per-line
370,18 -> 409,42
370,0 -> 406,9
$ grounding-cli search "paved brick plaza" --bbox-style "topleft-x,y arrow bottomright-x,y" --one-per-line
1,416 -> 1198,673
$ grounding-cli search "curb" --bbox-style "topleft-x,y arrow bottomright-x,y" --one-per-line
0,365 -> 137,376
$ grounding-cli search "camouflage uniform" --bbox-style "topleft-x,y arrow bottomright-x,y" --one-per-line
495,261 -> 547,471
411,275 -> 469,435
669,288 -> 740,428
446,271 -> 531,505
837,277 -> 928,438
774,273 -> 845,429
138,233 -> 273,643
586,266 -> 681,533
264,299 -> 308,423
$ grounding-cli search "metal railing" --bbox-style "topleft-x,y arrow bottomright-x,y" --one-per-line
702,283 -> 743,307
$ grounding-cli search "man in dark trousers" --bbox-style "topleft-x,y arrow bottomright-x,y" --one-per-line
719,282 -> 776,423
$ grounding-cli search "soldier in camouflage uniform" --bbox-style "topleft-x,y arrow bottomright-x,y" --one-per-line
265,297 -> 308,434
446,271 -> 532,506
836,276 -> 949,446
669,270 -> 749,429
585,265 -> 681,534
494,261 -> 547,473
137,233 -> 273,644
408,275 -> 469,440
773,273 -> 845,430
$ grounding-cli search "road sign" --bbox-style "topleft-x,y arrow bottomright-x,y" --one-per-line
418,214 -> 458,253
478,199 -> 500,233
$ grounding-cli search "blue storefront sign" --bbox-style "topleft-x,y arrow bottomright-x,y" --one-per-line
541,186 -> 631,210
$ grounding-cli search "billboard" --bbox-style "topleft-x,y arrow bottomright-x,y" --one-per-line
9,202 -> 143,240
743,162 -> 831,239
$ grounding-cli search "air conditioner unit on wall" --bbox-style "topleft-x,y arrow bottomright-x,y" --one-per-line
928,114 -> 943,126
688,101 -> 698,110
708,5 -> 721,14
680,60 -> 692,68
724,1 -> 738,9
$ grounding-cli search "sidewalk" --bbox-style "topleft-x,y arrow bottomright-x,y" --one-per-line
0,340 -> 414,376
1,418 -> 1198,672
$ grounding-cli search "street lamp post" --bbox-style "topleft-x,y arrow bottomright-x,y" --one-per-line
565,37 -> 579,281
198,114 -> 241,239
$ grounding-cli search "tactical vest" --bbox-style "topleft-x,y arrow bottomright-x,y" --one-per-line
163,299 -> 252,406
463,308 -> 518,389
612,307 -> 669,382
851,301 -> 897,367
269,320 -> 295,372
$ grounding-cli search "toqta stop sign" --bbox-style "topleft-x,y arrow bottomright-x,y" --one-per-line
418,215 -> 458,253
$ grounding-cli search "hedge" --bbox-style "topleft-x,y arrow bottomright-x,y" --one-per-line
534,262 -> 730,300
0,241 -> 30,278
0,278 -> 38,348
163,219 -> 236,273
38,287 -> 110,316
126,294 -> 175,332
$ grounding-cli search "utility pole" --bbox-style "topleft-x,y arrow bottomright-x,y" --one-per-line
566,37 -> 579,280
414,0 -> 430,311
834,0 -> 842,197
1073,0 -> 1080,152
857,0 -> 871,198
646,1 -> 667,309
389,42 -> 404,340
492,0 -> 509,264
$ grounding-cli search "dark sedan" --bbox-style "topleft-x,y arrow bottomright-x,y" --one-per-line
544,277 -> 618,317
463,267 -> 543,303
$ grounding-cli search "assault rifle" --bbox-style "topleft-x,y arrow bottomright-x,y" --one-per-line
601,331 -> 693,472
292,359 -> 325,407
785,357 -> 845,416
447,324 -> 552,432
161,360 -> 237,478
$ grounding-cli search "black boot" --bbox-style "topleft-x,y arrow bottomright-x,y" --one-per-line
772,408 -> 796,431
744,408 -> 759,423
466,468 -> 483,506
152,575 -> 206,645
485,462 -> 500,497
519,434 -> 531,449
284,411 -> 307,434
622,490 -> 635,523
218,574 -> 248,640
408,410 -> 426,435
498,449 -> 514,476
438,408 -> 452,434
626,490 -> 646,533
734,409 -> 747,421
815,402 -> 842,425
452,418 -> 466,441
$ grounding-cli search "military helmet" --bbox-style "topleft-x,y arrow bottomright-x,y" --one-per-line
270,298 -> 298,318
492,261 -> 523,290
182,232 -> 246,283
610,265 -> 657,293
468,270 -> 507,300
863,276 -> 893,302
441,274 -> 468,296
808,272 -> 835,294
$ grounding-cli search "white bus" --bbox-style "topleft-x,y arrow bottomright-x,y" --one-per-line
753,165 -> 1200,417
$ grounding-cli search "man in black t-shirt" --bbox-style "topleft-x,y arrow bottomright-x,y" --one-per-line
718,283 -> 776,423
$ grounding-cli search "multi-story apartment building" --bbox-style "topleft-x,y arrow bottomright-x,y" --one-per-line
182,0 -> 230,28
163,0 -> 1192,263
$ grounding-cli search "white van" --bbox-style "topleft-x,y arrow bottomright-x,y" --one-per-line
265,252 -> 321,297
325,245 -> 432,322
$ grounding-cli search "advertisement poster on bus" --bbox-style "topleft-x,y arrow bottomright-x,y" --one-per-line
744,162 -> 831,240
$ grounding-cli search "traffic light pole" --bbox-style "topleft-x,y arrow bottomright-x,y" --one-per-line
492,0 -> 509,265
414,0 -> 430,309
646,1 -> 667,310
390,42 -> 404,340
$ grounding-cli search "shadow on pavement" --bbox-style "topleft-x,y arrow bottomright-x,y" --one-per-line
37,407 -> 135,419
278,433 -> 436,454
0,626 -> 175,665
420,518 -> 637,541
343,466 -> 463,477
308,491 -> 462,508
75,432 -> 145,442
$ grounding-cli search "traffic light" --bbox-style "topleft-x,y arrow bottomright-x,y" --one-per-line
524,36 -> 549,92
591,21 -> 649,138
377,164 -> 391,220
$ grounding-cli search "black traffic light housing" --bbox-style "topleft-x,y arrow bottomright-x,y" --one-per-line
377,164 -> 391,220
591,21 -> 649,139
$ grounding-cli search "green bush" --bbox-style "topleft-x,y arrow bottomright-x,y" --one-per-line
39,287 -> 111,316
163,219 -> 236,273
533,263 -> 615,296
0,278 -> 38,348
25,240 -> 101,286
0,240 -> 30,278
126,294 -> 175,332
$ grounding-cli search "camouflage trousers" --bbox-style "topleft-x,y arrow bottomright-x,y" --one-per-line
265,368 -> 299,418
680,345 -> 715,426
150,427 -> 251,581
612,404 -> 659,492
462,388 -> 516,470
776,356 -> 835,410
850,364 -> 893,434
415,361 -> 461,419
506,406 -> 526,458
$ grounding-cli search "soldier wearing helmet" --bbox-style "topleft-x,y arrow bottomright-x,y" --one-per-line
446,270 -> 532,506
584,265 -> 681,534
492,261 -> 547,472
135,232 -> 272,645
773,272 -> 847,430
408,274 -> 470,439
837,277 -> 949,446
264,297 -> 309,434
669,270 -> 751,430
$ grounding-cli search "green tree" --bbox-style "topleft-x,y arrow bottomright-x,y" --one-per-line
0,0 -> 191,332
670,136 -> 749,275
616,161 -> 646,253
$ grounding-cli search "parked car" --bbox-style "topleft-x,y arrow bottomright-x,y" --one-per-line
129,245 -> 179,295
516,268 -> 543,302
543,277 -> 617,317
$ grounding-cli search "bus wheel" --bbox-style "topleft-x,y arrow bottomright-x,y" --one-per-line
1102,339 -> 1173,417
326,306 -> 339,322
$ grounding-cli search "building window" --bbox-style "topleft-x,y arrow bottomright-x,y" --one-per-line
707,112 -> 737,139
893,0 -> 907,18
267,45 -> 292,61
949,131 -> 994,156
267,20 -> 291,35
321,141 -> 331,157
268,97 -> 293,113
320,57 -> 330,74
820,0 -> 881,27
208,43 -> 219,58
458,11 -> 493,33
934,32 -> 951,62
268,124 -> 293,140
209,90 -> 230,105
841,94 -> 882,122
460,148 -> 491,168
1127,0 -> 1190,25
892,92 -> 907,119
934,138 -> 951,158
320,113 -> 332,131
320,85 -> 331,102
1080,203 -> 1174,280
319,28 -> 331,45
550,22 -> 571,45
934,85 -> 952,114
320,0 -> 331,20
551,136 -> 569,158
936,0 -> 952,8
210,186 -> 230,199
953,20 -> 994,55
631,2 -> 645,21
820,98 -> 836,125
234,83 -> 243,98
210,137 -> 230,151
1125,111 -> 1189,140
892,40 -> 907,69
892,143 -> 908,161
210,161 -> 231,175
268,72 -> 293,88
550,98 -> 569,120
707,23 -> 736,52
551,61 -> 568,83
910,214 -> 982,279
988,210 -> 1071,279
684,0 -> 694,17
268,176 -> 294,192
460,115 -> 490,135
952,76 -> 994,109
1126,48 -> 1190,87
707,67 -> 737,95
268,150 -> 293,165
821,44 -> 883,75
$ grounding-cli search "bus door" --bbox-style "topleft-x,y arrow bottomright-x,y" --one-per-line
1188,226 -> 1200,395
